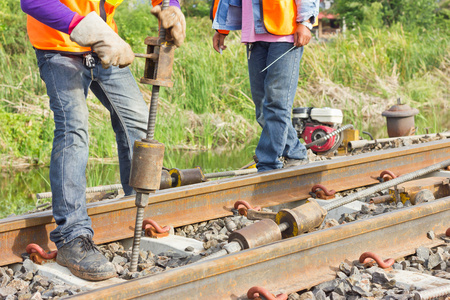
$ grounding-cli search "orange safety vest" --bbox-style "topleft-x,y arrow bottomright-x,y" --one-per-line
261,0 -> 297,35
27,0 -> 124,53
212,0 -> 297,36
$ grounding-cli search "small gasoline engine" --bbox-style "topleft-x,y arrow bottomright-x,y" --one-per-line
292,107 -> 346,154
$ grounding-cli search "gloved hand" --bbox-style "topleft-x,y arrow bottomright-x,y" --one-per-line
70,11 -> 134,69
151,6 -> 186,47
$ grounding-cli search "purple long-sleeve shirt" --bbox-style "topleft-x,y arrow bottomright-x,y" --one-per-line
21,0 -> 181,35
21,0 -> 76,34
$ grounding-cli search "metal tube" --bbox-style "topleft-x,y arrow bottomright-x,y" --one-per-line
37,169 -> 257,200
130,0 -> 171,272
205,168 -> 257,179
278,222 -> 290,232
323,159 -> 450,211
305,124 -> 353,149
130,192 -> 149,272
130,206 -> 145,272
134,53 -> 158,60
369,194 -> 393,204
348,132 -> 450,149
200,222 -> 290,262
36,184 -> 124,200
413,285 -> 450,300
146,86 -> 159,140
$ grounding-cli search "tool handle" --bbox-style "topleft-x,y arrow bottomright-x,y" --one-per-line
146,0 -> 172,140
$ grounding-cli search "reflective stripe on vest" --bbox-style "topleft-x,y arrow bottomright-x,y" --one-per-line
261,0 -> 297,35
27,0 -> 123,53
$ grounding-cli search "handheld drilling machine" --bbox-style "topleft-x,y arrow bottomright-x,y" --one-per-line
128,0 -> 175,272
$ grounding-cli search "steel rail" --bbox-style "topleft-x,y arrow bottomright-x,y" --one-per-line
73,196 -> 450,299
0,139 -> 449,266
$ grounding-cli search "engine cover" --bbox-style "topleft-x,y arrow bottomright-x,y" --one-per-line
302,125 -> 337,153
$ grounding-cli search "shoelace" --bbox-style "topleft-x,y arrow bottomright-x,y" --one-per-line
78,235 -> 100,253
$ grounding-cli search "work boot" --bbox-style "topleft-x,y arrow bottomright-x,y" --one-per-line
56,235 -> 116,281
282,157 -> 309,168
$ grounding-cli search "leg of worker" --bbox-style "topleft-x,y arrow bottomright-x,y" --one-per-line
265,43 -> 306,163
90,63 -> 148,195
36,49 -> 115,281
247,43 -> 267,128
249,42 -> 306,172
277,47 -> 308,161
35,49 -> 94,247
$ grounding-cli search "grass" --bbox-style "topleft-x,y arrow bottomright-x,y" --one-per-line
0,2 -> 449,217
0,3 -> 449,168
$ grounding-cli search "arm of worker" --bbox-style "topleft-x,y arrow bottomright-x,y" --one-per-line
210,0 -> 229,54
20,0 -> 135,69
151,2 -> 186,47
294,0 -> 319,47
20,0 -> 82,34
212,32 -> 227,54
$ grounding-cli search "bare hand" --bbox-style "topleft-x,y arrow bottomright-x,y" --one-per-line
294,23 -> 312,47
213,32 -> 227,53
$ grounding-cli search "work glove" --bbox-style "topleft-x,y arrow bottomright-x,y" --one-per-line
70,11 -> 134,69
151,6 -> 186,47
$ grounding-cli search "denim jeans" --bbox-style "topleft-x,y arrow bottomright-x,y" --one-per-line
35,49 -> 149,248
247,42 -> 307,172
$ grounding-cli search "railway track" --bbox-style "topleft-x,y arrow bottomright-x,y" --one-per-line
73,195 -> 450,299
1,139 -> 449,266
0,138 -> 449,299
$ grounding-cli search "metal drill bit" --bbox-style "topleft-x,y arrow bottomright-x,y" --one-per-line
260,45 -> 297,73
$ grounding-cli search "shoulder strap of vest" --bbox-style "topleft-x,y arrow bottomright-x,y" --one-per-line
100,0 -> 107,21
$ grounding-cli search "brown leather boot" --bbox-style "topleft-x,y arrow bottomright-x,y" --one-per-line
56,235 -> 116,281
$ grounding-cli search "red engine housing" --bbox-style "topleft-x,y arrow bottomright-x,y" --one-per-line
301,124 -> 336,153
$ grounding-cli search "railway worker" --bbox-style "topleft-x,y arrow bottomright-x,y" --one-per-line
211,0 -> 318,172
20,0 -> 185,281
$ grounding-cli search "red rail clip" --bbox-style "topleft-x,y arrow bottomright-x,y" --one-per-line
446,227 -> 450,237
247,286 -> 288,300
142,219 -> 171,238
311,184 -> 336,200
372,170 -> 398,182
359,252 -> 395,269
234,200 -> 261,217
26,244 -> 57,265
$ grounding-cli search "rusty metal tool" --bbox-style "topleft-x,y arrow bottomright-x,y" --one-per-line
203,161 -> 450,263
128,0 -> 174,272
276,159 -> 450,237
323,159 -> 450,211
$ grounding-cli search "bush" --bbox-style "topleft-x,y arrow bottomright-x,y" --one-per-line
333,0 -> 440,29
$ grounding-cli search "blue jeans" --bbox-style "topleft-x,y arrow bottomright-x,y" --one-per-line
247,42 -> 307,172
35,49 -> 149,248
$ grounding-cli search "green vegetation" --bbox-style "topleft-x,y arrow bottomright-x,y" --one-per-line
1,1 -> 448,167
0,0 -> 449,216
333,0 -> 449,29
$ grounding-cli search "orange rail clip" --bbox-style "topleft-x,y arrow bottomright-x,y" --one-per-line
359,252 -> 395,269
234,200 -> 261,217
311,184 -> 336,199
247,286 -> 288,300
372,170 -> 398,182
142,219 -> 171,238
26,243 -> 57,265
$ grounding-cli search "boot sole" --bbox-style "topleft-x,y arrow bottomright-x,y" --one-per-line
57,259 -> 116,281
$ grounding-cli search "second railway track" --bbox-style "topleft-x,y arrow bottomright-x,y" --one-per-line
1,138 -> 450,299
73,195 -> 450,299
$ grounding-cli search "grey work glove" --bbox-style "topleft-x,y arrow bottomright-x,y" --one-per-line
151,6 -> 186,47
70,11 -> 134,69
